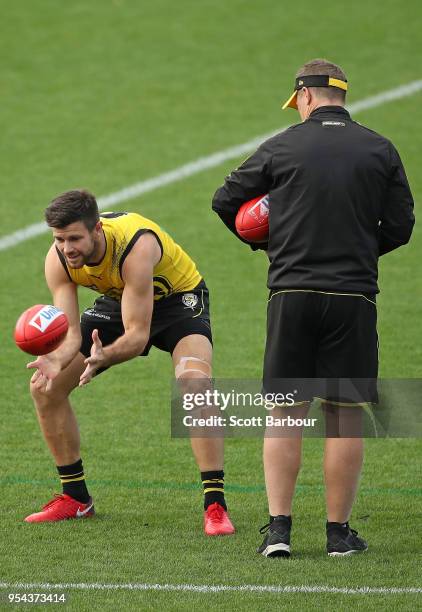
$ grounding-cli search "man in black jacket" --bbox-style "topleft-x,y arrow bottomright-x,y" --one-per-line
212,59 -> 415,557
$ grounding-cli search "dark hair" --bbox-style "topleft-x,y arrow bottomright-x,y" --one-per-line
45,189 -> 100,230
296,58 -> 347,104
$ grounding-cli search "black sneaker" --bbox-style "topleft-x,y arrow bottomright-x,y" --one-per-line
326,522 -> 368,556
257,516 -> 291,558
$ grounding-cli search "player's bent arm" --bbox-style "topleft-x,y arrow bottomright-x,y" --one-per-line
100,233 -> 161,367
44,244 -> 82,369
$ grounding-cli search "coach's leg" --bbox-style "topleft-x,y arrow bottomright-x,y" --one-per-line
30,353 -> 85,465
323,404 -> 364,522
324,436 -> 363,523
172,334 -> 223,471
264,404 -> 309,516
323,409 -> 368,555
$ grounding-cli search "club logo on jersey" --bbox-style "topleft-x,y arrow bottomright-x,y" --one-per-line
29,305 -> 64,333
182,293 -> 198,310
247,195 -> 269,223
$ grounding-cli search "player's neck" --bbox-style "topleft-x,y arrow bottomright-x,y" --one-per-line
86,229 -> 106,267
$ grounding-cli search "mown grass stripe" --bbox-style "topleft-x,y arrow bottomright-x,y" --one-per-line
2,475 -> 421,496
0,582 -> 421,595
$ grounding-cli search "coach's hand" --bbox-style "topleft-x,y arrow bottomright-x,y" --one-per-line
27,354 -> 61,393
79,329 -> 105,386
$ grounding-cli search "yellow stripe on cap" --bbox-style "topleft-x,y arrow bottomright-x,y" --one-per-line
282,76 -> 348,110
282,90 -> 298,110
328,77 -> 348,91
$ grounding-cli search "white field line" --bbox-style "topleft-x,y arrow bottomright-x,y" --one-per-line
0,582 -> 421,595
1,79 -> 421,253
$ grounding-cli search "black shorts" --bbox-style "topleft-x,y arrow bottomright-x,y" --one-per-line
80,280 -> 212,361
263,290 -> 378,403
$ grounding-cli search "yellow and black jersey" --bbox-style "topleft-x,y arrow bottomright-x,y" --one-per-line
56,212 -> 202,301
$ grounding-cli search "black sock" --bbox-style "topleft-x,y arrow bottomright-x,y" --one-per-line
326,521 -> 348,532
201,470 -> 226,510
270,514 -> 292,526
57,458 -> 90,503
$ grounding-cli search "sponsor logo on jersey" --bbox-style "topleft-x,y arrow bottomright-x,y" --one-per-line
322,121 -> 346,127
29,305 -> 63,333
182,293 -> 198,310
83,309 -> 111,321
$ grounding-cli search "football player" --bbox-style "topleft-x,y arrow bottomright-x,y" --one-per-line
25,189 -> 234,536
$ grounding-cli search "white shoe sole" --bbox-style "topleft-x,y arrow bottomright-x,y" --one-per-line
328,547 -> 368,557
261,542 -> 291,557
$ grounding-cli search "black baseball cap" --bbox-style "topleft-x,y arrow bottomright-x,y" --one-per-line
282,74 -> 348,110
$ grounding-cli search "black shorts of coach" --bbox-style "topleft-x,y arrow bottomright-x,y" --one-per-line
263,290 -> 378,404
80,280 -> 212,373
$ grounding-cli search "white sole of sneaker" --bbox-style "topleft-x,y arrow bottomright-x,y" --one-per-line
328,548 -> 368,557
261,543 -> 291,557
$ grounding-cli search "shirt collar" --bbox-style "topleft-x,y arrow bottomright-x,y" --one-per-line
309,106 -> 351,119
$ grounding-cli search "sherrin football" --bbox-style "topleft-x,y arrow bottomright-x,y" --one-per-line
235,194 -> 269,243
14,305 -> 69,355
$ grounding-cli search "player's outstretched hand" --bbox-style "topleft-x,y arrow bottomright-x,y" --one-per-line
79,329 -> 105,386
27,354 -> 61,393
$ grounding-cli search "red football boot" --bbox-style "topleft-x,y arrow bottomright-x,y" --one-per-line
204,502 -> 235,536
24,494 -> 95,523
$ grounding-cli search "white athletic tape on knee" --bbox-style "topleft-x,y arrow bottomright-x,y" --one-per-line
175,356 -> 211,379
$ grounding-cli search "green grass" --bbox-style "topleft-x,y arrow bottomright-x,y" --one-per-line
1,0 -> 422,610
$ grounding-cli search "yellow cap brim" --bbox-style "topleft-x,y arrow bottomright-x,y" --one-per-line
282,90 -> 298,110
282,77 -> 348,110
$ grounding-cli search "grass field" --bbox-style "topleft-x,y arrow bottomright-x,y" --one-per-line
1,1 -> 421,610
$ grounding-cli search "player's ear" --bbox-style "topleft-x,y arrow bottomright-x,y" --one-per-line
94,220 -> 102,233
304,87 -> 312,106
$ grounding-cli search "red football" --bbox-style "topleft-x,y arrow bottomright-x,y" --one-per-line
235,194 -> 269,243
14,304 -> 69,355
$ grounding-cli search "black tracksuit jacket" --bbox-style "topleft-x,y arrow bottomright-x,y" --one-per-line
212,106 -> 415,294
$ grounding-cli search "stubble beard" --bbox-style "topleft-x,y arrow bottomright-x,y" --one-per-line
66,239 -> 98,268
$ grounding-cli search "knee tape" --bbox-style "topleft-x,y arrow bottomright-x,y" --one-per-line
175,356 -> 211,379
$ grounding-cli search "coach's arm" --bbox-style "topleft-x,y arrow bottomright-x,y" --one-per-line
379,143 -> 415,255
27,245 -> 82,390
212,141 -> 273,251
79,233 -> 160,385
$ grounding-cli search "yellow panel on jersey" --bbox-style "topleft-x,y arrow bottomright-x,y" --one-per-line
60,212 -> 202,301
